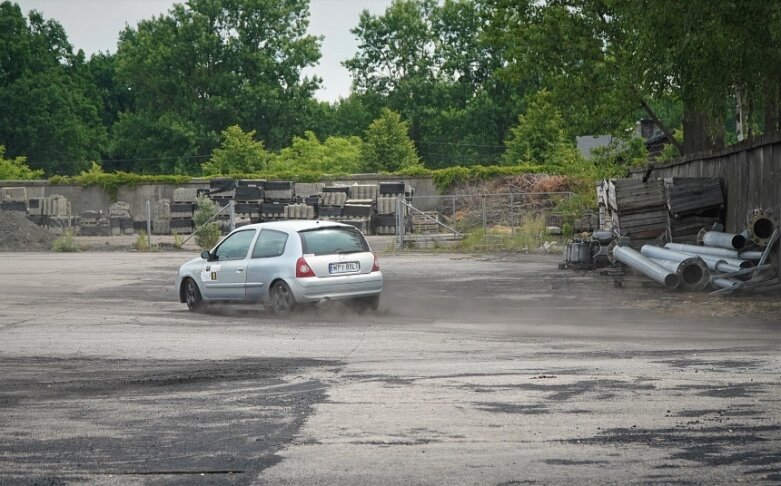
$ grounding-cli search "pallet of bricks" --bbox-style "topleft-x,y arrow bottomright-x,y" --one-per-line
317,186 -> 349,223
374,182 -> 408,235
341,184 -> 378,233
262,180 -> 295,222
209,178 -> 237,231
171,187 -> 200,235
234,180 -> 264,227
599,178 -> 668,247
665,177 -> 724,243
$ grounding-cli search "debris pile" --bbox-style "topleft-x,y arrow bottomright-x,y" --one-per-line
610,211 -> 778,295
0,210 -> 55,251
666,177 -> 723,242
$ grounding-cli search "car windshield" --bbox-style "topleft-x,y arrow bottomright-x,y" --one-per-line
299,227 -> 369,256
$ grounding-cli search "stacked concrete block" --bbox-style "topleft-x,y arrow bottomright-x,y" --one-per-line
284,204 -> 315,220
108,201 -> 134,236
153,199 -> 171,235
171,188 -> 198,234
40,195 -> 75,234
234,184 -> 263,224
263,181 -> 295,203
0,187 -> 27,212
79,210 -> 110,236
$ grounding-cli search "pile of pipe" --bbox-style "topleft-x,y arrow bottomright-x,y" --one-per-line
611,209 -> 779,294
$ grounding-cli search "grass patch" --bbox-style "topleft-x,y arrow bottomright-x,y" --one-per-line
51,229 -> 79,252
459,214 -> 556,253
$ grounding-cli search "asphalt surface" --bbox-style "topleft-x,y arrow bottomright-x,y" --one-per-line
0,251 -> 779,485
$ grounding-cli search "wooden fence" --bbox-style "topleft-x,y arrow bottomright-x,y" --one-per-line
630,132 -> 781,234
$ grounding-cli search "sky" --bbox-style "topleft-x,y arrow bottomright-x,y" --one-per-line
14,0 -> 393,102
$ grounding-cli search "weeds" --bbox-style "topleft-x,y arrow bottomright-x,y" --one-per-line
51,229 -> 79,252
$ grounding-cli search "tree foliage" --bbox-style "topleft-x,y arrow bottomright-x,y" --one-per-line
0,1 -> 106,175
270,131 -> 363,175
361,109 -> 422,172
201,126 -> 270,176
0,145 -> 43,180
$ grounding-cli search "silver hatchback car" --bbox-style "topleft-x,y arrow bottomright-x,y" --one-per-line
175,220 -> 383,314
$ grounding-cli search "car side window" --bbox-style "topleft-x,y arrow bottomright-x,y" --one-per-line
252,229 -> 288,258
214,230 -> 256,261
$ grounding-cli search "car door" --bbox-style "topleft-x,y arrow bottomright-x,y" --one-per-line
245,228 -> 290,302
202,229 -> 257,300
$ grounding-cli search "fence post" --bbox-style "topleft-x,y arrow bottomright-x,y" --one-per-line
510,193 -> 515,236
229,200 -> 235,232
395,196 -> 404,250
481,195 -> 487,236
145,200 -> 152,247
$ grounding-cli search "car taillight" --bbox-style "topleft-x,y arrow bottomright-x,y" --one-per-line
296,257 -> 316,277
371,253 -> 380,272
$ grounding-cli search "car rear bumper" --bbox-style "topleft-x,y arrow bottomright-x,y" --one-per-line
288,271 -> 383,303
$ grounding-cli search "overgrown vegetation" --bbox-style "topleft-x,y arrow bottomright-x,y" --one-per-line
132,231 -> 153,251
49,163 -> 190,200
459,214 -> 552,253
0,145 -> 43,180
51,229 -> 79,252
192,196 -> 222,250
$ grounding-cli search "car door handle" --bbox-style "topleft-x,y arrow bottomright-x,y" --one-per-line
237,268 -> 244,273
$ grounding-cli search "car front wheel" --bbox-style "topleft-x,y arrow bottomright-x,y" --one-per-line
270,281 -> 296,316
183,279 -> 204,312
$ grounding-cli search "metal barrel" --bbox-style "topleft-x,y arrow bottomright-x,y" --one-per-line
664,242 -> 739,259
702,231 -> 746,250
648,256 -> 709,291
614,245 -> 680,289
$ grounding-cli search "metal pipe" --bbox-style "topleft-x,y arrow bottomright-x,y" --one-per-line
710,277 -> 740,289
613,245 -> 680,289
640,245 -> 691,263
648,256 -> 709,291
702,231 -> 746,250
738,250 -> 764,260
665,242 -> 738,259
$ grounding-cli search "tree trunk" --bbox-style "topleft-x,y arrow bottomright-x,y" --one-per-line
682,100 -> 724,155
763,80 -> 780,133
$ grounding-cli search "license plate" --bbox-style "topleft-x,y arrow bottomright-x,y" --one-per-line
329,261 -> 360,274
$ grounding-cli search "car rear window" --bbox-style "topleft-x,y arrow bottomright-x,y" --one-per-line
299,227 -> 369,256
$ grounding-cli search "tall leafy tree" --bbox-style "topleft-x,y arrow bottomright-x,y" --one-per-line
361,108 -> 421,172
0,2 -> 106,175
113,0 -> 322,173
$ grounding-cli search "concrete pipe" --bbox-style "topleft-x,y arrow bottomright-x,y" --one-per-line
664,242 -> 739,260
614,245 -> 680,289
702,231 -> 746,250
648,257 -> 709,291
746,210 -> 778,247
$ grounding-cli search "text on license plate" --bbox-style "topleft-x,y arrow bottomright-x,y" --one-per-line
329,261 -> 360,274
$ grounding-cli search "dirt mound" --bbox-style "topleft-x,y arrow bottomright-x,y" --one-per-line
0,210 -> 55,251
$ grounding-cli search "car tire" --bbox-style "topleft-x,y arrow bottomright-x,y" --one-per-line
183,278 -> 205,312
352,295 -> 380,314
270,281 -> 296,316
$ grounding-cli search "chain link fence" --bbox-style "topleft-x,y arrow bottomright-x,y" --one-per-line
397,192 -> 598,250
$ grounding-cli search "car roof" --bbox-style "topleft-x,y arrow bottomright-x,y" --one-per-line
234,220 -> 350,234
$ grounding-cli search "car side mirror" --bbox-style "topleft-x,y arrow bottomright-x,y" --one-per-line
200,250 -> 211,260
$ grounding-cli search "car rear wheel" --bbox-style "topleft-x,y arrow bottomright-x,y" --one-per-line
270,281 -> 296,316
183,279 -> 204,312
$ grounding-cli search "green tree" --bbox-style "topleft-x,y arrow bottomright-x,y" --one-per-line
502,92 -> 578,169
0,145 -> 43,179
112,0 -> 321,172
0,2 -> 106,175
270,131 -> 363,174
361,109 -> 421,172
201,125 -> 270,176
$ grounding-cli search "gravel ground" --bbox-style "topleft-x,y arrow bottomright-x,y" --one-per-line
0,251 -> 778,485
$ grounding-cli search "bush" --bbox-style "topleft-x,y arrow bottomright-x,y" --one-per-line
192,196 -> 222,250
51,229 -> 79,252
133,231 -> 152,251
